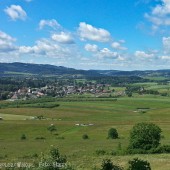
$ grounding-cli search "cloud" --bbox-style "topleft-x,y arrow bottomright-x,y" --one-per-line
111,42 -> 127,50
161,55 -> 170,60
39,19 -> 60,30
78,22 -> 111,42
97,48 -> 119,59
4,5 -> 27,21
19,39 -> 63,56
145,0 -> 170,26
84,43 -> 120,59
84,44 -> 98,52
162,36 -> 170,54
51,32 -> 74,44
134,51 -> 154,58
19,38 -> 80,60
0,31 -> 17,53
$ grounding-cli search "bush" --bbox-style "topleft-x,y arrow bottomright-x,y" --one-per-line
47,124 -> 57,134
108,128 -> 118,139
127,145 -> 170,154
101,159 -> 123,170
150,145 -> 170,153
38,147 -> 67,170
128,158 -> 151,170
21,134 -> 26,140
82,134 -> 89,139
35,137 -> 46,140
129,123 -> 162,150
95,149 -> 107,156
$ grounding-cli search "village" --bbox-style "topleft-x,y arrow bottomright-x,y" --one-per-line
8,82 -> 125,101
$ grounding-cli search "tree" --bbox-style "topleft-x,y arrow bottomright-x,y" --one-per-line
38,147 -> 68,170
101,159 -> 123,170
108,128 -> 118,139
129,123 -> 162,150
128,158 -> 151,170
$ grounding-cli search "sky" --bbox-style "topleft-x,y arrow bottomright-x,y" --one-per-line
0,0 -> 170,70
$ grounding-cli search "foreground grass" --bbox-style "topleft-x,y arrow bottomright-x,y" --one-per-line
0,97 -> 170,169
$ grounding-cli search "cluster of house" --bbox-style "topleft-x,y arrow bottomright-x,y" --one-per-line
9,87 -> 45,101
8,83 -> 125,101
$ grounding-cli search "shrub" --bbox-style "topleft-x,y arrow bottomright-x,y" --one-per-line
108,128 -> 118,139
129,123 -> 162,150
38,147 -> 68,170
82,134 -> 89,139
158,145 -> 170,153
110,150 -> 117,156
150,145 -> 170,153
47,124 -> 57,134
35,137 -> 46,140
101,159 -> 123,170
21,134 -> 26,140
128,158 -> 151,170
95,149 -> 107,156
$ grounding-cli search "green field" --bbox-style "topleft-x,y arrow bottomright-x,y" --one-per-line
0,97 -> 170,169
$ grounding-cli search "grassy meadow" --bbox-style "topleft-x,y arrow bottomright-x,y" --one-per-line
0,96 -> 170,169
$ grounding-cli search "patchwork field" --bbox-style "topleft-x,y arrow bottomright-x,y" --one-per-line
0,97 -> 170,169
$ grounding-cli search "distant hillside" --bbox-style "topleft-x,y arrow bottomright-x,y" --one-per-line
0,62 -> 170,78
0,62 -> 100,77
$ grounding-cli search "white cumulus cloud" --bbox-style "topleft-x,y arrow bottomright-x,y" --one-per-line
51,32 -> 74,44
134,51 -> 154,58
0,31 -> 17,52
39,19 -> 60,30
84,44 -> 98,52
111,42 -> 127,50
98,48 -> 119,59
78,22 -> 111,42
145,0 -> 170,26
4,5 -> 27,21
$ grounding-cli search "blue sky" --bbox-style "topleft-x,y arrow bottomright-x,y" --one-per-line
0,0 -> 170,70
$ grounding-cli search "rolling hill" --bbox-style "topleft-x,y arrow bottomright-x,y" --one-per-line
0,62 -> 170,78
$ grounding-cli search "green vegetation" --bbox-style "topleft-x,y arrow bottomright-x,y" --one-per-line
20,134 -> 27,140
128,123 -> 162,151
108,128 -> 119,139
82,134 -> 89,140
101,159 -> 123,170
0,97 -> 170,169
36,147 -> 69,170
128,158 -> 151,170
47,124 -> 57,134
1,71 -> 170,169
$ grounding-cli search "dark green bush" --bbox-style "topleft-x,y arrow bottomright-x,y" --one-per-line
128,158 -> 151,170
101,159 -> 123,170
108,128 -> 118,139
149,145 -> 170,153
82,134 -> 89,139
21,134 -> 26,140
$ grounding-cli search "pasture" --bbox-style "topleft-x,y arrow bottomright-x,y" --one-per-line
0,97 -> 170,169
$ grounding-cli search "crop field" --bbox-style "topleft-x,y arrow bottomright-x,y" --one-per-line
0,97 -> 170,169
